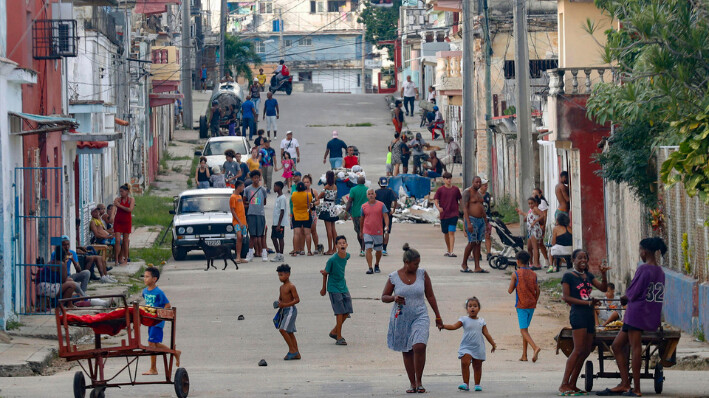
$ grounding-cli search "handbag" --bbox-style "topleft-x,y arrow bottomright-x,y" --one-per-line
273,308 -> 284,329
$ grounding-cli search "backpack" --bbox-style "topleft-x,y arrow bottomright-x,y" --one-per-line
281,65 -> 290,76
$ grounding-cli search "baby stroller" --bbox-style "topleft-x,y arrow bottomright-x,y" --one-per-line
418,100 -> 435,128
487,212 -> 525,270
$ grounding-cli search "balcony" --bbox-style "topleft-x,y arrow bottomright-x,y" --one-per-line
547,67 -> 617,95
83,7 -> 119,46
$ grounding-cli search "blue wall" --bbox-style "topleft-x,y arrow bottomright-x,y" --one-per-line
662,269 -> 696,333
252,34 -> 369,63
699,283 -> 709,339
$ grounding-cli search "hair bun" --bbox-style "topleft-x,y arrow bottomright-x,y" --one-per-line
402,243 -> 410,252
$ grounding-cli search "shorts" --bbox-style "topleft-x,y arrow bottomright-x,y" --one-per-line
555,209 -> 569,221
94,238 -> 116,245
246,214 -> 266,237
465,216 -> 486,243
426,171 -> 441,178
266,115 -> 278,132
516,308 -> 535,329
385,163 -> 393,174
319,212 -> 339,222
148,326 -> 164,343
329,158 -> 343,169
329,292 -> 353,315
37,282 -> 61,298
271,225 -> 284,239
293,218 -> 312,229
622,323 -> 643,333
363,234 -> 384,251
569,308 -> 595,333
401,155 -> 410,167
280,306 -> 297,333
440,216 -> 458,233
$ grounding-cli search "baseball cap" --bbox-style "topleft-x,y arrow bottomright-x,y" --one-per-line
293,171 -> 302,176
378,177 -> 388,186
332,130 -> 338,138
286,130 -> 293,135
253,77 -> 258,82
481,177 -> 489,184
61,235 -> 70,242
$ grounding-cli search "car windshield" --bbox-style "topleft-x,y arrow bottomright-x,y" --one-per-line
203,140 -> 248,156
178,195 -> 231,214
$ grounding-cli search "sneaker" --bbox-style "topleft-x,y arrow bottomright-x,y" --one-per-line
546,265 -> 556,273
366,268 -> 374,275
262,249 -> 268,257
99,275 -> 115,283
359,250 -> 365,257
458,383 -> 470,391
474,385 -> 482,392
245,252 -> 254,262
382,250 -> 388,256
374,265 -> 380,273
262,252 -> 269,262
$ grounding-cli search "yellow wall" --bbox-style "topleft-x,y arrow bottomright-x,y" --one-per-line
151,46 -> 180,81
557,0 -> 611,68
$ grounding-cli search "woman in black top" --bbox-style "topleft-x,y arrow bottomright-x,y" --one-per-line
558,249 -> 609,396
195,156 -> 211,189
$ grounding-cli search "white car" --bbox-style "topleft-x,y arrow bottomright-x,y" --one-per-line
196,136 -> 251,170
170,188 -> 237,261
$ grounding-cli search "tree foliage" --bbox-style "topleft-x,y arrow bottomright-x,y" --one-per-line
587,0 -> 709,204
224,34 -> 262,82
357,2 -> 400,49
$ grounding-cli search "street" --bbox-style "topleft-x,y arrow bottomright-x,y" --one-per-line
0,92 -> 707,397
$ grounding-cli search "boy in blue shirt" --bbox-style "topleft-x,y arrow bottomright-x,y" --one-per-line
142,267 -> 181,375
320,235 -> 352,345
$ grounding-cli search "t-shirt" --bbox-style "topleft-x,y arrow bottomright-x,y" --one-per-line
259,147 -> 276,167
254,136 -> 265,147
326,138 -> 348,159
229,194 -> 246,226
402,80 -> 417,97
244,185 -> 267,216
272,194 -> 288,227
434,186 -> 462,219
241,100 -> 256,119
599,293 -> 623,323
280,138 -> 299,159
482,192 -> 493,216
361,200 -> 388,235
257,74 -> 267,85
143,286 -> 169,328
264,98 -> 278,116
375,188 -> 397,216
561,270 -> 595,309
514,267 -> 538,309
223,160 -> 240,181
348,184 -> 368,218
343,156 -> 358,168
236,162 -> 249,181
246,158 -> 260,171
624,264 -> 665,331
201,68 -> 207,79
50,249 -> 79,275
410,138 -> 427,156
291,191 -> 312,221
325,252 -> 351,293
538,198 -> 549,212
250,84 -> 260,99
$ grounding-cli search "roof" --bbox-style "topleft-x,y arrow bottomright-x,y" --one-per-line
178,188 -> 235,197
9,112 -> 79,135
206,136 -> 249,143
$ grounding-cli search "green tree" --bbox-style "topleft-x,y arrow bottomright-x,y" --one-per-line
224,34 -> 262,82
586,0 -> 709,205
357,2 -> 400,50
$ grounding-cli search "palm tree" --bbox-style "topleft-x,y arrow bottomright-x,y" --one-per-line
224,35 -> 261,82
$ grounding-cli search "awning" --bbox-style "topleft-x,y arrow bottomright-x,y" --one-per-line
9,111 -> 78,135
62,130 -> 123,142
135,0 -> 181,15
433,0 -> 461,12
77,141 -> 109,149
149,92 -> 183,107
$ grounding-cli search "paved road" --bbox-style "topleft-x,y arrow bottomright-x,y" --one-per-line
1,93 -> 708,397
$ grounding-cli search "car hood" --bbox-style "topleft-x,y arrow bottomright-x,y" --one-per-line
205,155 -> 250,170
174,212 -> 232,226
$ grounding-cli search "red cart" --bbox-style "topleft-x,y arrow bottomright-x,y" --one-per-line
55,295 -> 189,398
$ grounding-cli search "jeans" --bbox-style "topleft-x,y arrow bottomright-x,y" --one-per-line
228,122 -> 236,136
329,157 -> 343,169
70,270 -> 91,296
403,96 -> 415,114
262,165 -> 273,191
243,117 -> 255,139
198,181 -> 210,189
252,97 -> 261,111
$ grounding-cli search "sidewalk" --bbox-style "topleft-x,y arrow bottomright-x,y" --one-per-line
151,128 -> 198,197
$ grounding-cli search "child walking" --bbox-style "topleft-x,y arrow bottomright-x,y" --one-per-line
142,267 -> 181,375
508,250 -> 541,362
276,264 -> 301,360
280,152 -> 295,189
320,235 -> 352,346
271,182 -> 287,262
439,297 -> 496,392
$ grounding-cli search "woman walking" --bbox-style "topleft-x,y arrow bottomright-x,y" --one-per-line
195,156 -> 211,189
290,182 -> 313,256
393,100 -> 404,134
381,244 -> 444,394
516,197 -> 544,269
318,171 -> 339,255
113,184 -> 135,265
303,175 -> 321,255
391,133 -> 403,176
558,249 -> 609,396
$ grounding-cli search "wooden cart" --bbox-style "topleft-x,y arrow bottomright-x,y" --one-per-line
555,326 -> 680,393
55,295 -> 189,398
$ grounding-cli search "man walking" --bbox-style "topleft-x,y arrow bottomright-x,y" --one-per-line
263,92 -> 279,138
434,172 -> 462,258
259,139 -> 276,193
400,75 -> 418,116
201,64 -> 207,91
555,171 -> 570,220
375,177 -> 397,255
323,131 -> 348,169
345,176 -> 368,257
209,100 -> 221,137
280,131 -> 300,168
360,189 -> 389,274
461,176 -> 488,273
244,170 -> 268,262
241,95 -> 258,140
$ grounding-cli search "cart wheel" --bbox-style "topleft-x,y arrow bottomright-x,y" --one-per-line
89,387 -> 105,398
584,360 -> 594,392
496,257 -> 509,270
174,367 -> 190,398
73,371 -> 86,398
488,255 -> 499,269
654,363 -> 664,394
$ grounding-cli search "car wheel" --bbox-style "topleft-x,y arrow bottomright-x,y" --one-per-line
172,245 -> 187,261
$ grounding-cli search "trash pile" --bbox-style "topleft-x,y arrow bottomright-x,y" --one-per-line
392,192 -> 440,224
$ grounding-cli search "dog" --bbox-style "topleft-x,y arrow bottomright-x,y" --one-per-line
197,238 -> 239,271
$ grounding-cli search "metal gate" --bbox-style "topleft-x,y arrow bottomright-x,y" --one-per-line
12,167 -> 64,314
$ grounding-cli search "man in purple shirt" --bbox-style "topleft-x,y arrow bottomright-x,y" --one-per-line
600,237 -> 667,397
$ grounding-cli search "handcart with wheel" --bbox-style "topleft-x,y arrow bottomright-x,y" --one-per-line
555,325 -> 680,393
55,295 -> 189,398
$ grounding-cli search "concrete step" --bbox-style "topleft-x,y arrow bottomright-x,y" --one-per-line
0,338 -> 56,377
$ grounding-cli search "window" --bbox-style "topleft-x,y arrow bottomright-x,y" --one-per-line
327,0 -> 346,12
259,0 -> 273,14
503,59 -> 558,79
257,41 -> 266,53
310,1 -> 325,13
284,39 -> 292,48
298,71 -> 312,82
298,37 -> 312,46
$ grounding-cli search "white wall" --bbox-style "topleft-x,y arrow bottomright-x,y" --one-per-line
312,69 -> 361,93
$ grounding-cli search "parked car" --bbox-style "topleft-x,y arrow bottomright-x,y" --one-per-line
170,188 -> 237,261
199,82 -> 245,138
195,136 -> 251,170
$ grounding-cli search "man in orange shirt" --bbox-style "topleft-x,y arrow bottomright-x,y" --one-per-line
230,181 -> 248,263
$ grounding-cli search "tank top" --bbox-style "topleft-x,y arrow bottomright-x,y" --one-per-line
197,168 -> 209,182
556,227 -> 572,246
515,267 -> 538,309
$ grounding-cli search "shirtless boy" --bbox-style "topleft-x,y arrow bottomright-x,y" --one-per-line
461,176 -> 488,273
555,171 -> 570,220
276,264 -> 301,360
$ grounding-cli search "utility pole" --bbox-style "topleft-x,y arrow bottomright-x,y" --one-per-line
513,0 -> 533,230
462,0 -> 476,185
220,0 -> 227,80
182,0 -> 193,128
361,27 -> 366,93
278,8 -> 284,59
483,0 -> 493,193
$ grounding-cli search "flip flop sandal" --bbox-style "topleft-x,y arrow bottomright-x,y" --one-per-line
460,268 -> 473,273
621,392 -> 641,397
443,252 -> 450,257
329,333 -> 337,340
300,251 -> 306,255
448,253 -> 457,257
473,269 -> 490,273
596,389 -> 625,396
307,252 -> 314,256
290,252 -> 299,257
416,386 -> 426,393
336,338 -> 347,345
406,387 -> 417,394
